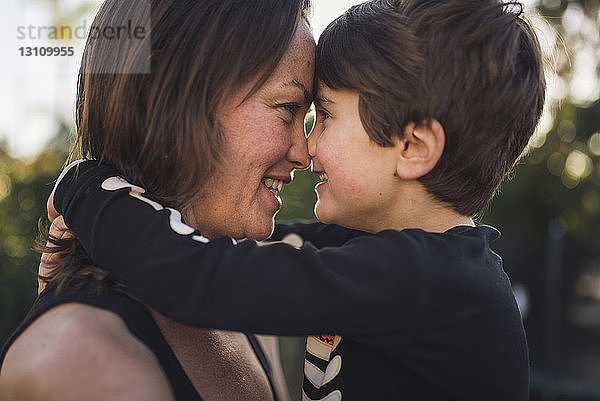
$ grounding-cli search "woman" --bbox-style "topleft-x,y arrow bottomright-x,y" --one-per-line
0,0 -> 315,400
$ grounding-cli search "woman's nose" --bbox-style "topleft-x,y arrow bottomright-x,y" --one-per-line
288,120 -> 311,169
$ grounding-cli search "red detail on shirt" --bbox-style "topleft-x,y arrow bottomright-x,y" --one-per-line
316,335 -> 335,345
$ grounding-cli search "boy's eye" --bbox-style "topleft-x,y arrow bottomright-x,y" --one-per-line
316,108 -> 331,123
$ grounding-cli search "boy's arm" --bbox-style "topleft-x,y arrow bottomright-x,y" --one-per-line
54,161 -> 424,336
272,221 -> 368,248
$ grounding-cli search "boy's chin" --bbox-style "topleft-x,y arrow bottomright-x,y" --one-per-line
314,203 -> 338,226
315,203 -> 368,232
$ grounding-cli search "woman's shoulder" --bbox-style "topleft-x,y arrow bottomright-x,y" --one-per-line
0,303 -> 174,401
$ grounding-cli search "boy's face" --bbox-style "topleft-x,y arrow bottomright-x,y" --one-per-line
308,84 -> 403,233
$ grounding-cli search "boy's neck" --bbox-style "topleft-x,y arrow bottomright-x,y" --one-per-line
385,205 -> 474,234
371,182 -> 475,234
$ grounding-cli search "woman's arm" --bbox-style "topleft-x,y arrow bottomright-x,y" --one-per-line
0,304 -> 175,401
52,161 -> 426,336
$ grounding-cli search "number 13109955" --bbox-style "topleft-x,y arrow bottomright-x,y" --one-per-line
19,47 -> 74,57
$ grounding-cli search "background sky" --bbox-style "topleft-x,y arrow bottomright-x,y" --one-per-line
0,0 -> 596,160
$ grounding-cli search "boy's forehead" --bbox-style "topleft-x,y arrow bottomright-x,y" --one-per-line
315,82 -> 337,104
316,81 -> 333,96
315,83 -> 358,106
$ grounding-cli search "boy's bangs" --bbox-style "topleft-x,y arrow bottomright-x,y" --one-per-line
315,15 -> 359,91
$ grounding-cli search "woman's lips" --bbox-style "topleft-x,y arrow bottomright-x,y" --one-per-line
263,178 -> 284,196
262,177 -> 284,209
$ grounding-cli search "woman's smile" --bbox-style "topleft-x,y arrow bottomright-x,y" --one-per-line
185,21 -> 314,241
261,177 -> 287,209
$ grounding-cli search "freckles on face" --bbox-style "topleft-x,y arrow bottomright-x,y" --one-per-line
186,22 -> 315,240
190,104 -> 292,240
223,105 -> 289,170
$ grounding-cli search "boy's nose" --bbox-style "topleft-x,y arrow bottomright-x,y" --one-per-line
307,128 -> 318,158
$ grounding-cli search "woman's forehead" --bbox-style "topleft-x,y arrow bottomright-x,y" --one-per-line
265,23 -> 315,92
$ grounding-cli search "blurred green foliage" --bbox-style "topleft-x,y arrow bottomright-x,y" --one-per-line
0,145 -> 68,342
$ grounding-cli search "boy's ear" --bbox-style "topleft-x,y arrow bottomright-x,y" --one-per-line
394,120 -> 445,180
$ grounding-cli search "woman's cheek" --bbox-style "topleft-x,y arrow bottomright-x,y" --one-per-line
265,126 -> 293,157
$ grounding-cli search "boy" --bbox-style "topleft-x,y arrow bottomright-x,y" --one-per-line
45,0 -> 545,399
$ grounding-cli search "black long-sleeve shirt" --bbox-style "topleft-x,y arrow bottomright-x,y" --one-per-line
54,160 -> 529,400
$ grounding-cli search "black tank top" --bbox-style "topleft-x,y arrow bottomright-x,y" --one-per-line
0,281 -> 279,401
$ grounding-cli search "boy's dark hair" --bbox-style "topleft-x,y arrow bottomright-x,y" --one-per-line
316,0 -> 545,216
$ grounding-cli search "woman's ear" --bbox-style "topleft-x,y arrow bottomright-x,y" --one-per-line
394,120 -> 445,180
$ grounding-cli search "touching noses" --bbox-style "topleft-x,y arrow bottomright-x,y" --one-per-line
307,124 -> 319,159
287,118 -> 311,169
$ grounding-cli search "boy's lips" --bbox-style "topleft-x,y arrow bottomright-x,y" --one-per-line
313,171 -> 329,194
312,164 -> 328,183
312,166 -> 328,181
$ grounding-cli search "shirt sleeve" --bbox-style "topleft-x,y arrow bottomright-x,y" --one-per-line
54,161 -> 427,336
272,221 -> 368,248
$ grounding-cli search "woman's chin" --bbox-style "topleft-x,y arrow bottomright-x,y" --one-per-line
244,220 -> 275,241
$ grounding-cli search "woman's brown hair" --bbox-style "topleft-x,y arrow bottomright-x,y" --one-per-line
78,0 -> 311,209
40,0 -> 311,291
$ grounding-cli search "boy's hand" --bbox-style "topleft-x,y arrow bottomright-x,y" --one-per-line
38,216 -> 72,294
46,159 -> 87,222
257,233 -> 304,248
39,160 -> 85,294
47,184 -> 59,223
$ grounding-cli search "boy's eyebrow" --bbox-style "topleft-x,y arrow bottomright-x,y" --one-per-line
314,95 -> 334,107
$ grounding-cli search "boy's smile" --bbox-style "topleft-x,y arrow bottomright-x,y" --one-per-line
308,84 -> 403,233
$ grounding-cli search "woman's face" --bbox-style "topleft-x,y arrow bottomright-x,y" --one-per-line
185,21 -> 315,240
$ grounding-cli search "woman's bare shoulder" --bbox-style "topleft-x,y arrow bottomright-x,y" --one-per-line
0,303 -> 174,401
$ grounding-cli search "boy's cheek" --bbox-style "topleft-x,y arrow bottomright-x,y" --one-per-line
333,174 -> 366,199
319,179 -> 365,219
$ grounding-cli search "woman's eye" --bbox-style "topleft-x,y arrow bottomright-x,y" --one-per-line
277,103 -> 302,124
282,103 -> 301,116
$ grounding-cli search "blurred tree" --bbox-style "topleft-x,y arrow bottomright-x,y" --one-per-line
0,139 -> 68,344
480,1 -> 600,397
0,0 -> 94,344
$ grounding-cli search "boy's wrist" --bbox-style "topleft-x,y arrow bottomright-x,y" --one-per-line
51,159 -> 89,217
